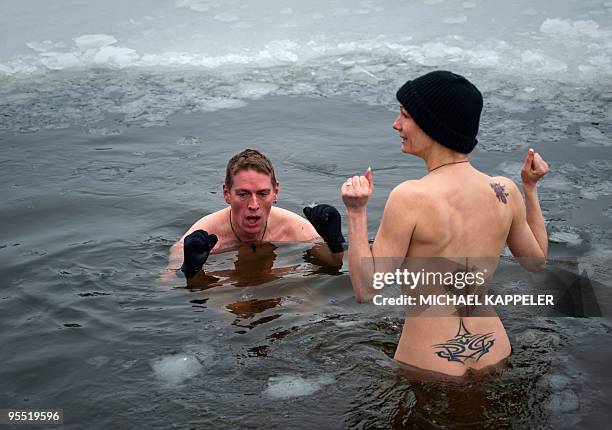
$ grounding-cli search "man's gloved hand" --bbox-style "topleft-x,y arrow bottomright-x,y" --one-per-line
303,204 -> 345,253
180,230 -> 218,278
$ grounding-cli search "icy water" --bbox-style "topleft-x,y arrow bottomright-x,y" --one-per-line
1,0 -> 612,428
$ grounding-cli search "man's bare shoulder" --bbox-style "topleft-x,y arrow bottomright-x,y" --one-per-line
271,206 -> 319,241
180,207 -> 229,241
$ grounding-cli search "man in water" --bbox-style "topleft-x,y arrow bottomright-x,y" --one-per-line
341,70 -> 549,376
168,148 -> 345,282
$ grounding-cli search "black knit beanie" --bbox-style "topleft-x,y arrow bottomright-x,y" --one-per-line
396,70 -> 483,154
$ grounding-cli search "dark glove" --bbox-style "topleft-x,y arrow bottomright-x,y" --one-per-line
180,230 -> 218,278
303,204 -> 345,253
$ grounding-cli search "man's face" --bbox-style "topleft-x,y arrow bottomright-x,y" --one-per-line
223,169 -> 279,236
392,106 -> 430,155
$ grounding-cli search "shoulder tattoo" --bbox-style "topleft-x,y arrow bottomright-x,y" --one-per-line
490,182 -> 509,204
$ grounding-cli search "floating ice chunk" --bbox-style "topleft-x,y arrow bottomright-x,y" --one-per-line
93,46 -> 139,67
87,127 -> 122,136
444,15 -> 468,24
587,159 -> 612,171
521,50 -> 543,63
421,42 -> 464,60
40,52 -> 82,70
280,8 -> 293,15
293,82 -> 317,93
333,320 -> 360,328
545,389 -> 580,412
540,175 -> 573,191
264,375 -> 335,399
467,49 -> 499,67
579,126 -> 610,146
199,97 -> 247,111
74,34 -> 117,50
540,18 -> 574,35
214,12 -> 240,23
585,244 -> 612,258
259,40 -> 299,63
572,20 -> 608,38
424,0 -> 444,4
541,374 -> 570,391
347,65 -> 380,80
26,40 -> 62,52
85,356 -> 110,367
481,116 -> 531,151
462,2 -> 476,8
121,359 -> 137,369
549,232 -> 583,246
518,328 -> 561,348
497,161 -> 523,178
176,136 -> 202,145
580,181 -> 612,199
312,13 -> 325,19
140,51 -> 203,67
235,82 -> 278,99
540,18 -> 608,38
521,50 -> 567,73
152,354 -> 202,386
522,7 -> 538,16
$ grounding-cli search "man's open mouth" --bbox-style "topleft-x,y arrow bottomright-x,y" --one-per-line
245,215 -> 261,225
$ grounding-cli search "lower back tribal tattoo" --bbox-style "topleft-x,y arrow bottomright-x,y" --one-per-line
433,319 -> 495,364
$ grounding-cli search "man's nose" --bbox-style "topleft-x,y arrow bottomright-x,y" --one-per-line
248,194 -> 259,210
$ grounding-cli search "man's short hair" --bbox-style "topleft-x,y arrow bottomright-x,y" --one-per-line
225,149 -> 277,189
